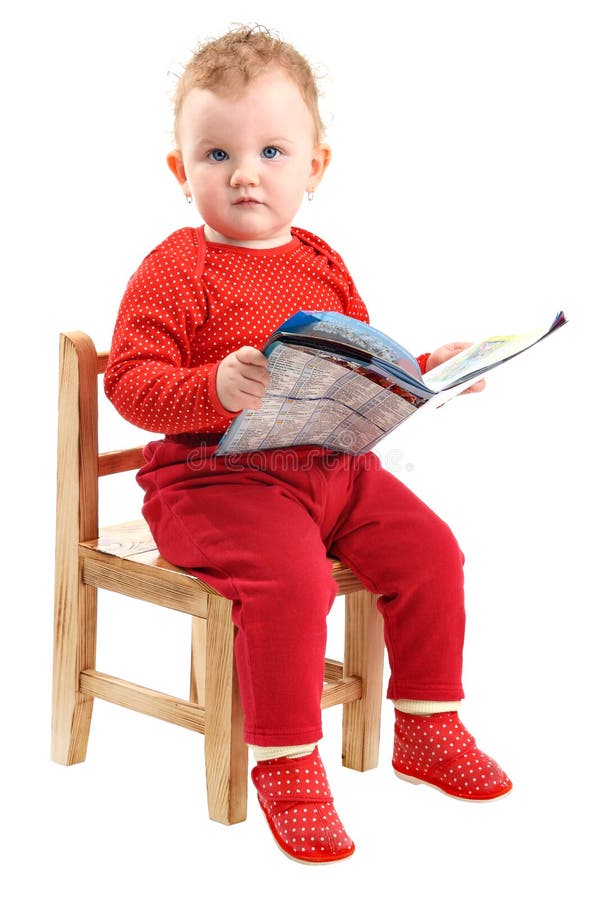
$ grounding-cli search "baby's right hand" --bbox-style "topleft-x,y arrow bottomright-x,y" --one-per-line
216,346 -> 270,413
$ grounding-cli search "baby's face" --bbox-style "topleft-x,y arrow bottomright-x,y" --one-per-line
172,67 -> 329,247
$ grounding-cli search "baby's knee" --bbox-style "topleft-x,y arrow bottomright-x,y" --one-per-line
416,510 -> 465,576
239,559 -> 337,626
438,517 -> 464,565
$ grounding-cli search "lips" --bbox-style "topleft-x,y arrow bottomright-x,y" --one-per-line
234,197 -> 260,205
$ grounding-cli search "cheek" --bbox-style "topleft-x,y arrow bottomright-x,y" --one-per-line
194,177 -> 223,207
278,167 -> 309,200
191,165 -> 221,190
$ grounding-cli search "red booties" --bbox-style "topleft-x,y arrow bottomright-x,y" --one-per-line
393,710 -> 512,801
251,748 -> 355,864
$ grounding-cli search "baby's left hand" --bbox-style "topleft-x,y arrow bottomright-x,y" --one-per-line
426,342 -> 485,394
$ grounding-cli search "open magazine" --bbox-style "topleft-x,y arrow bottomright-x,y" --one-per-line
216,309 -> 567,456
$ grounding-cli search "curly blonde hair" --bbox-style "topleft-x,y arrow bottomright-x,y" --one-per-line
173,24 -> 325,142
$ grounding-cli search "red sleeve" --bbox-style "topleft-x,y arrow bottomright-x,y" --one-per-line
104,230 -> 236,435
417,353 -> 430,374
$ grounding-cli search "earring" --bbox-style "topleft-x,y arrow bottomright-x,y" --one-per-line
307,190 -> 315,202
185,194 -> 193,205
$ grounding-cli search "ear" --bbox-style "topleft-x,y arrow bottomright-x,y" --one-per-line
307,143 -> 332,191
166,150 -> 189,193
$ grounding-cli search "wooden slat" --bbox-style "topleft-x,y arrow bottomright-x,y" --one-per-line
330,559 -> 367,594
80,670 -> 206,733
96,351 -> 109,375
78,665 -> 360,737
324,658 -> 343,680
321,676 -> 362,709
99,447 -> 145,477
85,521 -> 159,557
80,549 -> 209,617
126,548 -> 197,571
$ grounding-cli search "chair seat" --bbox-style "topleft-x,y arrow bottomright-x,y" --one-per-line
80,520 -> 213,617
80,519 -> 368,614
84,519 -> 368,591
79,518 -> 365,712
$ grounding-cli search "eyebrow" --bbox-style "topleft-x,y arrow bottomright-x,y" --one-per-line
192,135 -> 297,147
265,136 -> 296,145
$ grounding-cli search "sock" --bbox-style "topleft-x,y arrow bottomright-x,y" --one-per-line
251,742 -> 317,762
393,699 -> 461,716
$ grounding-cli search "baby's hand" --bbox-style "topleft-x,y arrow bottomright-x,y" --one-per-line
216,346 -> 270,412
426,342 -> 485,394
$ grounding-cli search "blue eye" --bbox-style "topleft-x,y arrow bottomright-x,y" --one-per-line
208,149 -> 228,162
261,146 -> 281,159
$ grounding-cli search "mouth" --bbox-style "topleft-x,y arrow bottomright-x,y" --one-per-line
234,197 -> 261,206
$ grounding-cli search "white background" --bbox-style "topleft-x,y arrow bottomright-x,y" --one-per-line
1,1 -> 598,897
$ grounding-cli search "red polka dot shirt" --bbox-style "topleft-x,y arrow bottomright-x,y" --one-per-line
104,226 -> 426,436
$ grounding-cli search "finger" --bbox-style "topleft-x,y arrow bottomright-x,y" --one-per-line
240,374 -> 268,396
441,342 -> 472,364
235,346 -> 269,368
236,385 -> 267,409
239,363 -> 270,387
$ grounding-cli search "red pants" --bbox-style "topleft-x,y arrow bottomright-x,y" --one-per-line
137,437 -> 466,746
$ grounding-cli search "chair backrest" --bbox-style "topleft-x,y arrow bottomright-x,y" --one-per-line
56,332 -> 145,548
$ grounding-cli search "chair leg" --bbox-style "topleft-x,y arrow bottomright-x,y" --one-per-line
204,594 -> 248,825
51,575 -> 97,765
342,589 -> 385,771
189,615 -> 206,708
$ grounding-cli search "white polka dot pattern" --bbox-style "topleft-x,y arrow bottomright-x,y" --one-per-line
104,225 -> 368,436
392,711 -> 512,800
251,748 -> 355,863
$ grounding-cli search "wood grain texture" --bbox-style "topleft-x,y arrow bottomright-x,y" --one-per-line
52,333 -> 99,764
342,590 -> 385,771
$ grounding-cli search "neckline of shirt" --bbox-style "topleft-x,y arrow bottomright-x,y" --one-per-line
199,225 -> 300,257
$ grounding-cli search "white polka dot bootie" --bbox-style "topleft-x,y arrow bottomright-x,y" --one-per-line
251,748 -> 355,864
392,710 -> 512,801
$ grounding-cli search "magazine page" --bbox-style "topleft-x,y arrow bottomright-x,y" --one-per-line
423,311 -> 566,392
298,345 -> 434,400
268,310 -> 425,384
216,343 -> 420,456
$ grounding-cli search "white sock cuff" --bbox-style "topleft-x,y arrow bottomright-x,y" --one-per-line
393,699 -> 461,715
250,742 -> 317,762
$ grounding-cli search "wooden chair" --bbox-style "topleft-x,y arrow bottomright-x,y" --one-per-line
52,331 -> 385,825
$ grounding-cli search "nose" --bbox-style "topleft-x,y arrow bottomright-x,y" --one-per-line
230,159 -> 259,188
